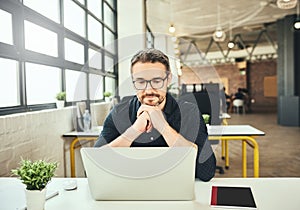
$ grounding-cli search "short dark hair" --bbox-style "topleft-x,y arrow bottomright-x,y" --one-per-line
130,48 -> 170,72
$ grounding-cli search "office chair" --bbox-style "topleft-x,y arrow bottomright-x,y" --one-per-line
232,99 -> 245,114
179,84 -> 224,175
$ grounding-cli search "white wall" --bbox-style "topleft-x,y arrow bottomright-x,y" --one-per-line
117,0 -> 146,98
0,108 -> 74,177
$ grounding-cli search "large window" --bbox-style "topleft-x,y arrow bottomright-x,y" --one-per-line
23,0 -> 60,23
0,9 -> 13,45
25,63 -> 61,105
65,69 -> 87,102
65,38 -> 84,64
64,0 -> 85,37
0,58 -> 19,107
0,0 -> 117,115
24,21 -> 58,57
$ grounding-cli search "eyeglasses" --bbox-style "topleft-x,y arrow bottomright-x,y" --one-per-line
132,73 -> 169,90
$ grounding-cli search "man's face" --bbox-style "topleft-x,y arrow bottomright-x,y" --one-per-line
131,62 -> 170,107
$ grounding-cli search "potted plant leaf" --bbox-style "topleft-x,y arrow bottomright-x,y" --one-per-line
103,91 -> 112,102
56,91 -> 66,109
11,159 -> 58,210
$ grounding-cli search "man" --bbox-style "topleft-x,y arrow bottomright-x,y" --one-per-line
95,48 -> 216,181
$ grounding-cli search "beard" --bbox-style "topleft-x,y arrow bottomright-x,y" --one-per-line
139,92 -> 166,106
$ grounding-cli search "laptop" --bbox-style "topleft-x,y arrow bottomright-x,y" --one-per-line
80,146 -> 197,201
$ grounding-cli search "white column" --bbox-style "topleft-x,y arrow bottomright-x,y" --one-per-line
117,0 -> 146,98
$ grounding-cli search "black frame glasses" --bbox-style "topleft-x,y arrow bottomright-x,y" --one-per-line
132,73 -> 169,90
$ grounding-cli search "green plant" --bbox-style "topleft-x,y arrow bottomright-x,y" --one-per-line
103,91 -> 112,97
11,159 -> 58,191
56,91 -> 66,101
202,114 -> 210,124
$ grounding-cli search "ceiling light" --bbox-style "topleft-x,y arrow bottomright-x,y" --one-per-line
227,21 -> 235,48
227,41 -> 235,49
169,24 -> 176,33
212,1 -> 226,42
294,20 -> 300,29
213,27 -> 226,42
294,1 -> 300,29
276,0 -> 297,9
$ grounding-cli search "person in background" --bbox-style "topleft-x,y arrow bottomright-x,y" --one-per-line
233,88 -> 245,100
94,48 -> 216,182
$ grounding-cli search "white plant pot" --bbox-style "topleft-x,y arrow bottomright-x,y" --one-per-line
56,100 -> 65,109
25,188 -> 46,210
105,97 -> 111,102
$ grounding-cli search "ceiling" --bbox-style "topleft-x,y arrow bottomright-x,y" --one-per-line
146,0 -> 298,63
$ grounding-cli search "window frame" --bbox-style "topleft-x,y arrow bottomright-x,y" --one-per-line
0,0 -> 118,116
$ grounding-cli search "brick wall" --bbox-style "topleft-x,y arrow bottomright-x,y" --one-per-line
181,59 -> 277,113
0,108 -> 74,177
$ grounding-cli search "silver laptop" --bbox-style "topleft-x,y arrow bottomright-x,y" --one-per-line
80,146 -> 197,201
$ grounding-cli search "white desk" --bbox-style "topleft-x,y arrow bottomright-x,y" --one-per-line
208,125 -> 265,177
62,125 -> 264,178
1,177 -> 299,210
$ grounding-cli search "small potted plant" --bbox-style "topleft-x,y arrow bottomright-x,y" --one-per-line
55,91 -> 66,109
202,114 -> 210,125
103,91 -> 112,102
11,159 -> 58,210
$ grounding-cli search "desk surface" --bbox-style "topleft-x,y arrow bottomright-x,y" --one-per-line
1,177 -> 299,210
207,125 -> 265,136
63,125 -> 264,137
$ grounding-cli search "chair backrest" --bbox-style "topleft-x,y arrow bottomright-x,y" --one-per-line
233,99 -> 244,107
179,84 -> 221,125
90,102 -> 112,126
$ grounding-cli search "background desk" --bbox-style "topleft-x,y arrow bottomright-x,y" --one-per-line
1,177 -> 299,210
62,126 -> 103,177
208,125 -> 265,177
62,125 -> 264,178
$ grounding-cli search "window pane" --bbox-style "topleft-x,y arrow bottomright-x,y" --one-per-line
104,28 -> 115,53
65,38 -> 84,64
66,69 -> 87,101
64,0 -> 85,37
77,0 -> 85,5
105,55 -> 114,72
104,3 -> 114,30
106,0 -> 115,9
88,15 -> 103,46
87,0 -> 102,20
0,58 -> 19,107
23,0 -> 60,23
25,63 -> 61,105
0,9 -> 13,45
89,48 -> 102,69
105,77 -> 115,96
89,74 -> 103,100
24,21 -> 58,57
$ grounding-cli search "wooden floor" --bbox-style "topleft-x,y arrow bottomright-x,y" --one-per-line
214,112 -> 300,178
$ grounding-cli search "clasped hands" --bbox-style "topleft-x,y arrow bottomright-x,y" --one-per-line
132,104 -> 168,135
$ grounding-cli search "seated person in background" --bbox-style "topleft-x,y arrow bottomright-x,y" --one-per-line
233,88 -> 245,100
94,48 -> 216,182
223,87 -> 231,113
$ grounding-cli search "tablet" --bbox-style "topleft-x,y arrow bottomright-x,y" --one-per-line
211,186 -> 257,209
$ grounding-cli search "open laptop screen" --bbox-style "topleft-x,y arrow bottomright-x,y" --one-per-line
80,146 -> 197,200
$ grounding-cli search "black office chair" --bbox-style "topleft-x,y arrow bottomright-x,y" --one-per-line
179,84 -> 224,175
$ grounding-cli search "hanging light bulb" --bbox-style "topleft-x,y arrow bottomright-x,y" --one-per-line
294,0 -> 300,29
213,27 -> 226,42
169,24 -> 176,33
212,2 -> 226,42
227,21 -> 235,48
227,41 -> 235,49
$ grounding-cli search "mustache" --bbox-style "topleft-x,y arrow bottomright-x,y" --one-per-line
141,93 -> 160,98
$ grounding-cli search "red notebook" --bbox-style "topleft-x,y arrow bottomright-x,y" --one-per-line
211,186 -> 257,209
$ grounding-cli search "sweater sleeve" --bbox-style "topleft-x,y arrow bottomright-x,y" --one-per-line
178,101 -> 216,181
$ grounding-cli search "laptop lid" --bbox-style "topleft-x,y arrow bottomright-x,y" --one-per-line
80,146 -> 197,201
